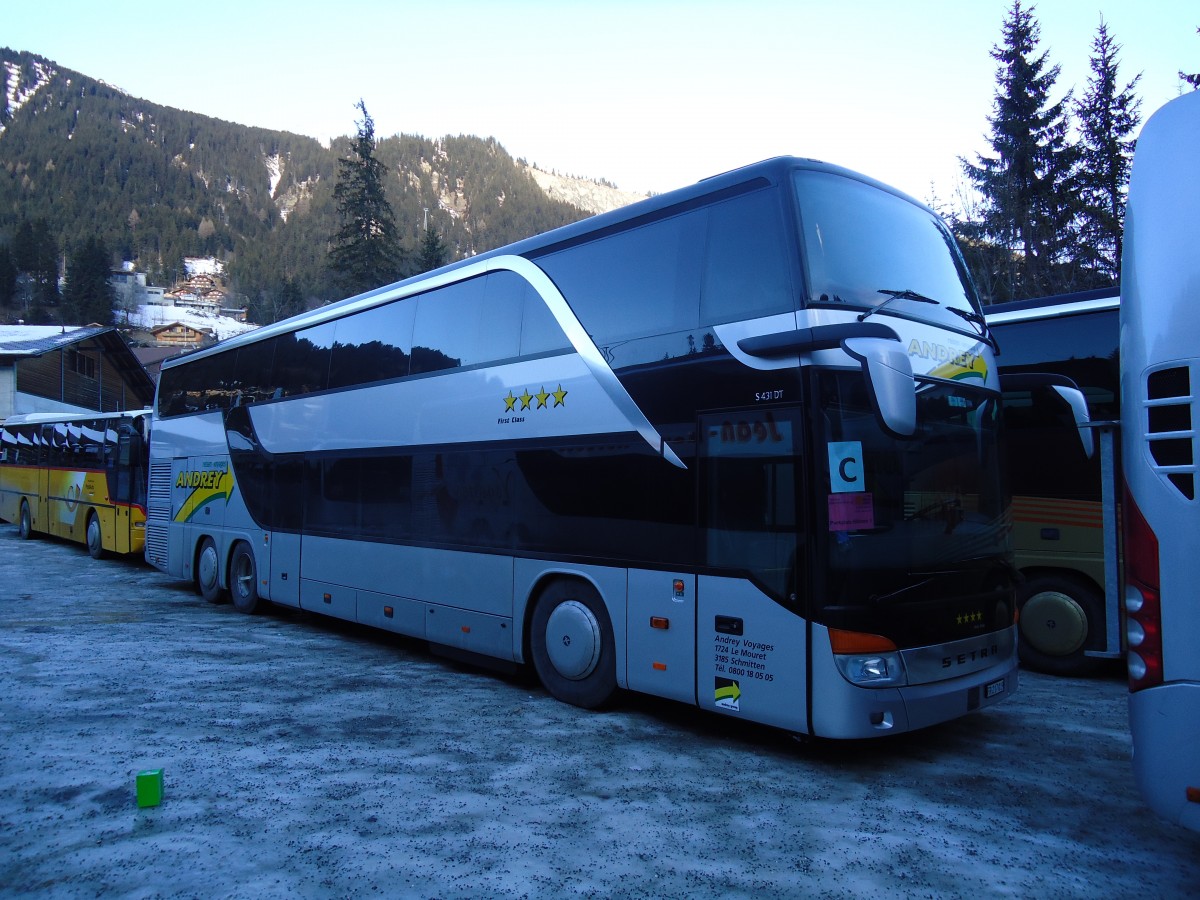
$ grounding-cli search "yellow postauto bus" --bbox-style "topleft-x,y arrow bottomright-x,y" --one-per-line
0,410 -> 150,557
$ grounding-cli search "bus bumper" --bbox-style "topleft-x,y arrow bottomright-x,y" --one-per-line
1129,681 -> 1200,832
810,625 -> 1019,739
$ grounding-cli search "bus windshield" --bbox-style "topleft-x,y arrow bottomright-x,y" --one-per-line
795,170 -> 982,331
814,371 -> 1011,645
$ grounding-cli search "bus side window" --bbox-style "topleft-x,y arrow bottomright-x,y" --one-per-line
411,277 -> 489,375
480,271 -> 529,360
701,189 -> 795,325
535,209 -> 704,352
329,299 -> 416,389
273,322 -> 335,398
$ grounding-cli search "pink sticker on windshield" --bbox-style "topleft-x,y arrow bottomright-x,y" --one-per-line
828,493 -> 874,531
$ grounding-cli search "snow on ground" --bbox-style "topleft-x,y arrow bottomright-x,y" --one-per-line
1,59 -> 54,137
1,533 -> 1198,897
122,304 -> 258,342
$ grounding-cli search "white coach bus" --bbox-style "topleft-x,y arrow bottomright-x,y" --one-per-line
1121,91 -> 1200,830
147,156 -> 1021,739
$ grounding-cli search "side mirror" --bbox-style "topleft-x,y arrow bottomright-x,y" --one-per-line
1050,384 -> 1094,459
842,336 -> 917,438
1000,373 -> 1094,459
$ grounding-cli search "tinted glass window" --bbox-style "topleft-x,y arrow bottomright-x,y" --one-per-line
1001,383 -> 1100,501
700,409 -> 801,604
329,298 -> 416,389
480,271 -> 525,360
272,321 -> 335,397
991,309 -> 1119,418
306,458 -> 360,534
47,423 -> 69,466
796,171 -> 978,323
232,342 -> 276,404
411,276 -> 488,374
158,349 -> 237,416
701,189 -> 795,324
520,284 -> 571,355
359,455 -> 413,538
535,209 -> 704,349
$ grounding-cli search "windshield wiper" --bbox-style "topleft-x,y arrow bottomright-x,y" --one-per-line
946,306 -> 999,350
858,288 -> 939,322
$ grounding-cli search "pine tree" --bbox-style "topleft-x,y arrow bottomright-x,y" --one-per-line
327,101 -> 403,296
962,0 -> 1079,301
12,219 -> 61,319
63,236 -> 116,325
0,245 -> 17,314
1181,27 -> 1200,89
1075,19 -> 1141,284
416,225 -> 449,274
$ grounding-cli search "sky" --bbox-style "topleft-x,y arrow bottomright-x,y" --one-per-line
4,0 -> 1198,207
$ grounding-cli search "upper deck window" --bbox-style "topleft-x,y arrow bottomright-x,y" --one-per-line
795,171 -> 980,327
534,185 -> 797,364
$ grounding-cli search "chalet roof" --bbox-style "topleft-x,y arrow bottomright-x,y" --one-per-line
150,322 -> 213,335
0,325 -> 156,406
0,325 -> 104,356
166,272 -> 227,302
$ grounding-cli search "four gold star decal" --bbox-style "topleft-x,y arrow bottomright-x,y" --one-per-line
503,384 -> 568,413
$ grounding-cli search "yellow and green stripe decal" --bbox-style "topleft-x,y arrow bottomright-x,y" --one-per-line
174,468 -> 233,523
907,339 -> 990,383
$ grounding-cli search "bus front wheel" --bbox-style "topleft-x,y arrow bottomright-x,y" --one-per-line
17,500 -> 33,540
229,543 -> 261,615
1017,574 -> 1103,676
197,538 -> 226,604
530,580 -> 617,710
86,512 -> 106,560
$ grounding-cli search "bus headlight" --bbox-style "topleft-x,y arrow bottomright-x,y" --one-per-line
834,652 -> 907,686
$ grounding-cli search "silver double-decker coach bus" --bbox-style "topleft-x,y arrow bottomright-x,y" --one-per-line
147,156 -> 1017,739
1121,91 -> 1200,830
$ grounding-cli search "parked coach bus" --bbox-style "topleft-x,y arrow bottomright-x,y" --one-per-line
147,156 -> 1021,739
1121,91 -> 1200,830
0,410 -> 150,558
986,289 -> 1121,675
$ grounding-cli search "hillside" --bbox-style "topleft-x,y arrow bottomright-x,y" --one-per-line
0,48 -> 643,316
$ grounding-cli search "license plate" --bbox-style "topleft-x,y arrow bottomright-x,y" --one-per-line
984,678 -> 1006,699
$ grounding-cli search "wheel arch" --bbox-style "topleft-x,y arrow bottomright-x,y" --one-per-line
192,531 -> 264,591
1017,565 -> 1103,599
228,538 -> 263,614
1015,567 -> 1107,674
85,507 -> 106,558
191,531 -> 225,588
515,563 -> 628,689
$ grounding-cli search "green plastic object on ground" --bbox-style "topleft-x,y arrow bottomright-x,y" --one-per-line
136,769 -> 163,808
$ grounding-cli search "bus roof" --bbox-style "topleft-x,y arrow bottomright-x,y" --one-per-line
160,155 -> 937,372
2,409 -> 151,427
984,287 -> 1120,325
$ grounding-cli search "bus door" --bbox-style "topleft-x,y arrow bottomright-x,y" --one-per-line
696,408 -> 809,733
269,531 -> 302,607
267,459 -> 305,608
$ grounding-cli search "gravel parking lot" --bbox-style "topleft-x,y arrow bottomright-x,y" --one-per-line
1,526 -> 1197,898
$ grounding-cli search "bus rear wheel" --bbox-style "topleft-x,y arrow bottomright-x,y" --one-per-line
86,512 -> 106,560
197,537 -> 226,604
229,543 -> 261,614
530,580 -> 617,709
1017,574 -> 1103,676
17,500 -> 33,540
